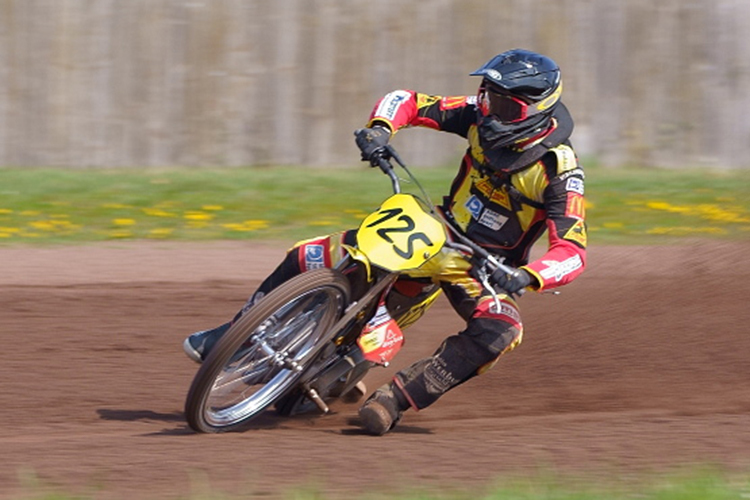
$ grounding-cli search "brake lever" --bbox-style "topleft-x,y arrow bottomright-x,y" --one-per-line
477,256 -> 526,308
386,145 -> 405,168
479,270 -> 503,315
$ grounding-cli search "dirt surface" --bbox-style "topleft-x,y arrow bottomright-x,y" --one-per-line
2,241 -> 750,499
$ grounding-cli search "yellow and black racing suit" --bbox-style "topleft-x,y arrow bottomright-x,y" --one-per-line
245,90 -> 587,411
356,90 -> 588,410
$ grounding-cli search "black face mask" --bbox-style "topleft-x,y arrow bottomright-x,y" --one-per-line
477,111 -> 552,151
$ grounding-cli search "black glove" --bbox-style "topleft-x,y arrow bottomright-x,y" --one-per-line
354,126 -> 391,162
490,267 -> 535,294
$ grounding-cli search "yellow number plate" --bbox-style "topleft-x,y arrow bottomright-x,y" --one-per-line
356,194 -> 447,271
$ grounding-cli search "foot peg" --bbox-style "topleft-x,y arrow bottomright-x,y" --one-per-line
305,387 -> 330,413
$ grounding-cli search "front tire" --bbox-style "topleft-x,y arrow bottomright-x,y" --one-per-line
185,269 -> 350,433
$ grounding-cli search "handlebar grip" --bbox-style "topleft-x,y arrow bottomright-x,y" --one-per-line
375,155 -> 392,173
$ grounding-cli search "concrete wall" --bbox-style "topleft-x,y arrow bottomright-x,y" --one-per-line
1,0 -> 748,168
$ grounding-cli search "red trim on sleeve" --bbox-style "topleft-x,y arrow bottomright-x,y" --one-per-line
523,219 -> 587,290
369,90 -> 419,132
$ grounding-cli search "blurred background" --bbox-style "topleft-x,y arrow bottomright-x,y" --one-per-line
1,0 -> 748,169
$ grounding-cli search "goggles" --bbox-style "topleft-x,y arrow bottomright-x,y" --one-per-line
477,84 -> 532,124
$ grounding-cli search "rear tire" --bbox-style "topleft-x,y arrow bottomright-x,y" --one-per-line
185,269 -> 350,433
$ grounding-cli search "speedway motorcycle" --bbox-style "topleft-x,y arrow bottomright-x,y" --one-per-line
184,145 -> 520,433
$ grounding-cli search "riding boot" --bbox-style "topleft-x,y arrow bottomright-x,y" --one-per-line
182,322 -> 232,363
358,383 -> 411,435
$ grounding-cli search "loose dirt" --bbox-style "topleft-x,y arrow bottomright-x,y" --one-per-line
1,241 -> 749,499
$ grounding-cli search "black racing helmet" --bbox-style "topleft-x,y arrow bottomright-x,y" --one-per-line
472,49 -> 562,150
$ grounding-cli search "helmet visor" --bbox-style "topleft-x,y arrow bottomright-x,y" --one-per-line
478,85 -> 528,123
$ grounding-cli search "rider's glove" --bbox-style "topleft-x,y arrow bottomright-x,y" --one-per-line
490,267 -> 535,294
354,126 -> 391,163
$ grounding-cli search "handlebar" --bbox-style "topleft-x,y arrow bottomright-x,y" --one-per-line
370,145 -> 404,194
444,240 -> 525,297
375,156 -> 401,194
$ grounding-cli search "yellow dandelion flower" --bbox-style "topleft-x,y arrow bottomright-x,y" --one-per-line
0,209 -> 13,214
29,221 -> 55,230
201,205 -> 224,211
113,218 -> 136,226
344,210 -> 369,219
184,212 -> 214,221
108,229 -> 133,238
643,200 -> 750,224
645,201 -> 690,213
696,205 -> 750,223
309,219 -> 339,226
221,220 -> 269,232
646,226 -> 727,235
142,208 -> 176,217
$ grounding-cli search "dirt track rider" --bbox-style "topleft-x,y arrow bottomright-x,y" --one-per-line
183,49 -> 587,435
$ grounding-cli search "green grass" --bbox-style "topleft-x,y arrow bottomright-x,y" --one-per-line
14,469 -> 750,499
583,163 -> 750,243
1,163 -> 749,245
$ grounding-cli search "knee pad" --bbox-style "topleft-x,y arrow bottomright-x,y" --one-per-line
463,315 -> 524,376
463,317 -> 523,357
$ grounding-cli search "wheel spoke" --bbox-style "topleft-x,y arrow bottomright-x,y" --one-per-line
200,283 -> 347,428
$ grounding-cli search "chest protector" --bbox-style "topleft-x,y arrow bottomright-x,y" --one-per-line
443,104 -> 575,257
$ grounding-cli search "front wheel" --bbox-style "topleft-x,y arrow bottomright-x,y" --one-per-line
185,269 -> 351,433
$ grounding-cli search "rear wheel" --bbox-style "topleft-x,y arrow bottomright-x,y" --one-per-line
185,269 -> 350,433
